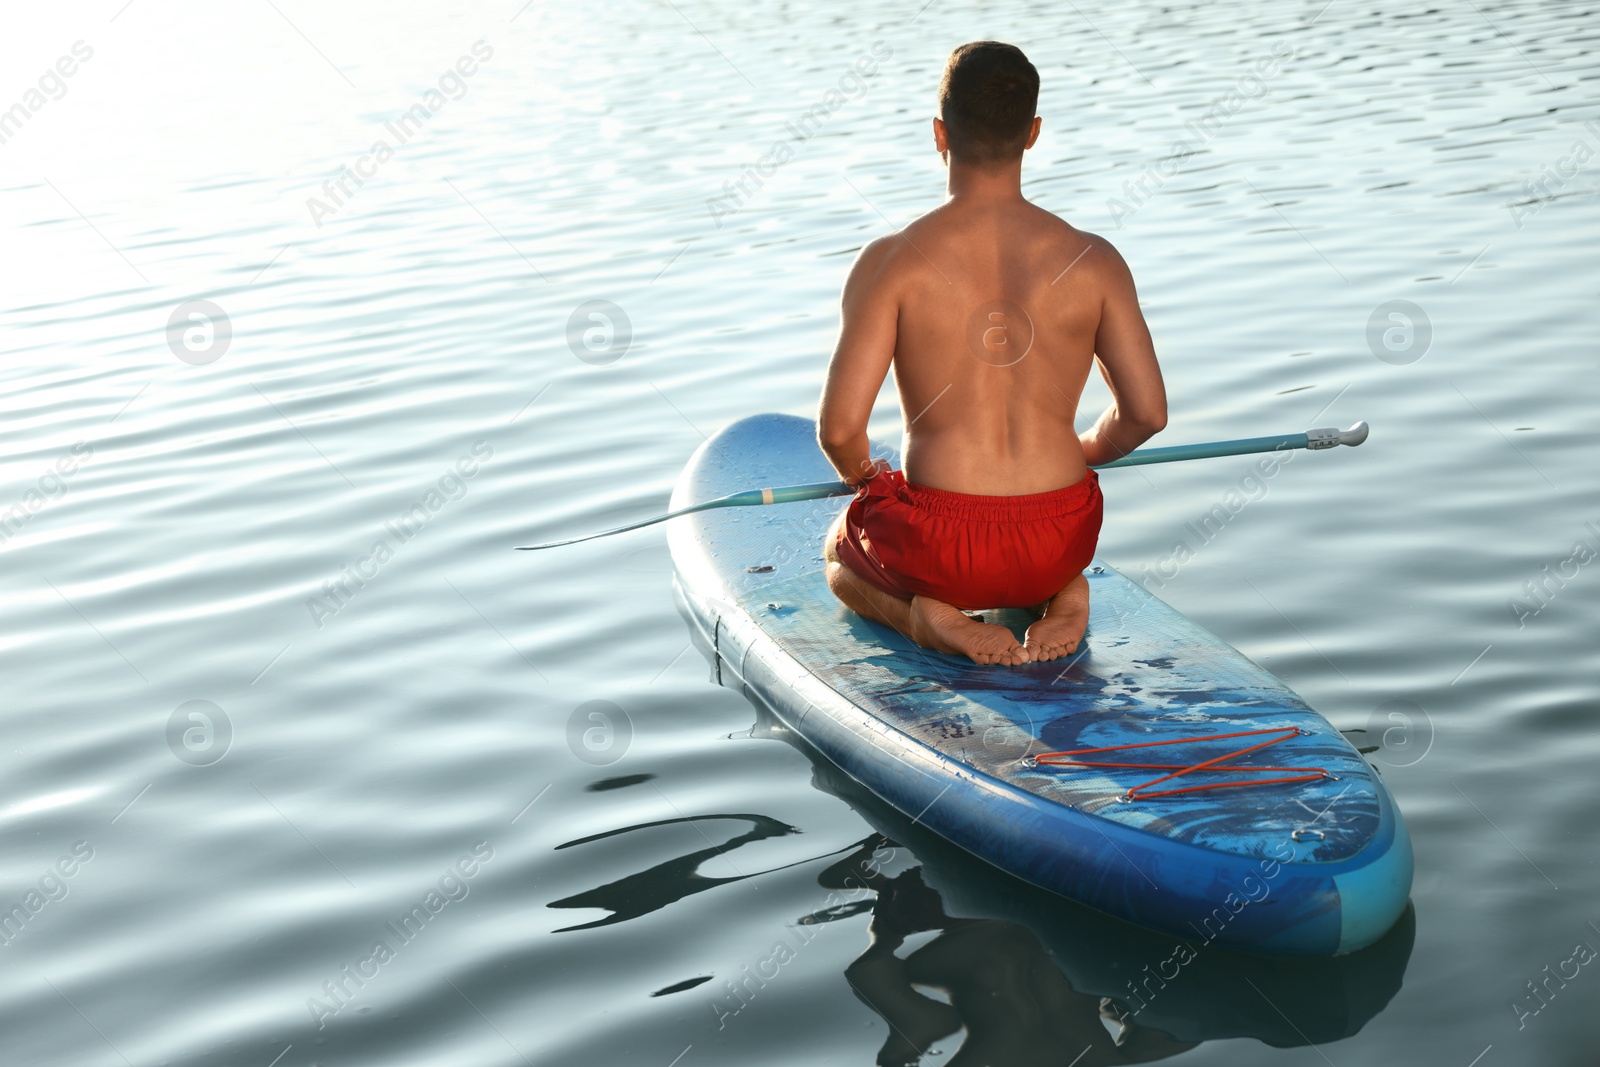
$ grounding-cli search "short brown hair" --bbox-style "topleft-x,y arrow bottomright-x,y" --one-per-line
937,42 -> 1040,165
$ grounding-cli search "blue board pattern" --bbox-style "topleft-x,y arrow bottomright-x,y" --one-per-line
669,414 -> 1412,956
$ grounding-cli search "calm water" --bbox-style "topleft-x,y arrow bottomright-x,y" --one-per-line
3,1 -> 1598,1064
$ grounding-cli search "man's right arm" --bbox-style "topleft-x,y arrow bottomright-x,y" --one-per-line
1079,237 -> 1167,466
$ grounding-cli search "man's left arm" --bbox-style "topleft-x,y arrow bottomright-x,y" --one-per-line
818,238 -> 899,485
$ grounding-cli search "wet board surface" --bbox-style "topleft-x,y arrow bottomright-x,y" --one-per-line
669,413 -> 1412,956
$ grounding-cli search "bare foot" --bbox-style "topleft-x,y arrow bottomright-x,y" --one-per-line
1024,573 -> 1090,662
909,596 -> 1032,666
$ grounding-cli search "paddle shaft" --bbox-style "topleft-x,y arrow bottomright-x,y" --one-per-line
1095,428 -> 1340,469
515,422 -> 1367,550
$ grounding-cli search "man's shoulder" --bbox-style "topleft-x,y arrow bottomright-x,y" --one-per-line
846,233 -> 908,286
1043,220 -> 1132,283
849,228 -> 932,286
856,231 -> 907,263
1023,207 -> 1118,258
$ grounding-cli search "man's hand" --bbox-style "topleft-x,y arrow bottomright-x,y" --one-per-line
1079,403 -> 1165,467
849,457 -> 893,488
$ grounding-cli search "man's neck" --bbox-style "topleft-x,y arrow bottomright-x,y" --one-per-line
945,159 -> 1025,203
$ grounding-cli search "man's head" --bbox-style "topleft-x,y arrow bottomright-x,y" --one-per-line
936,42 -> 1040,166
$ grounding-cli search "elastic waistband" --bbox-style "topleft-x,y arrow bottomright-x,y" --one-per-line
897,469 -> 1100,522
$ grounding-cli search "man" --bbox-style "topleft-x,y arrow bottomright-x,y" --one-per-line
819,41 -> 1167,666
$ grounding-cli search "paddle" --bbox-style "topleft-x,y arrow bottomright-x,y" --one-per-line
515,421 -> 1368,551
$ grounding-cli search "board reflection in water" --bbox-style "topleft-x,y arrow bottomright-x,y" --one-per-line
806,729 -> 1413,1061
548,714 -> 1414,1063
818,835 -> 1198,1065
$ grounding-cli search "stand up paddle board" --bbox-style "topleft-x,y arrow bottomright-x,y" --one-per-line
670,414 -> 1411,956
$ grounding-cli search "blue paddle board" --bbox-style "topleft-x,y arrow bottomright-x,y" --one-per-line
669,413 -> 1412,956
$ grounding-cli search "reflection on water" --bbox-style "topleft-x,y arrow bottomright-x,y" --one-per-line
550,812 -> 806,931
826,837 -> 1196,1066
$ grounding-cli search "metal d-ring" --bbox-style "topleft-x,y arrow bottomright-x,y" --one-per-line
1291,828 -> 1326,843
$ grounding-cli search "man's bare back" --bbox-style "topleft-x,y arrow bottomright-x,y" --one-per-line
839,201 -> 1164,495
818,42 -> 1166,666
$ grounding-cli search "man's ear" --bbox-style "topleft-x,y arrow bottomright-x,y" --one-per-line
933,116 -> 949,154
1024,115 -> 1042,150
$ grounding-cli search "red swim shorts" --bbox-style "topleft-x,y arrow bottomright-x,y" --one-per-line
833,469 -> 1103,611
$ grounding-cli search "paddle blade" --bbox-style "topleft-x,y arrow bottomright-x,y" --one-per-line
515,501 -> 716,550
513,480 -> 851,550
